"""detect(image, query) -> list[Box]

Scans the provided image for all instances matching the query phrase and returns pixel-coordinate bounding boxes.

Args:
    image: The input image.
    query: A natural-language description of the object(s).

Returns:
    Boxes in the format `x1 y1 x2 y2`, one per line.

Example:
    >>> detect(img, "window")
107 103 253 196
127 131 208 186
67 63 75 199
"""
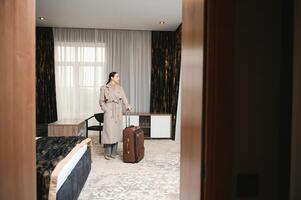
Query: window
55 42 106 119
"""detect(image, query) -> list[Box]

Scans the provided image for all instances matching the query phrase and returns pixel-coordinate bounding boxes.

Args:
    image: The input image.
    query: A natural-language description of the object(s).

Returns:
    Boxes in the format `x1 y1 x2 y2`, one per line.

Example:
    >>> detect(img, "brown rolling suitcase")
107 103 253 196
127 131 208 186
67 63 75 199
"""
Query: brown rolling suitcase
123 114 145 163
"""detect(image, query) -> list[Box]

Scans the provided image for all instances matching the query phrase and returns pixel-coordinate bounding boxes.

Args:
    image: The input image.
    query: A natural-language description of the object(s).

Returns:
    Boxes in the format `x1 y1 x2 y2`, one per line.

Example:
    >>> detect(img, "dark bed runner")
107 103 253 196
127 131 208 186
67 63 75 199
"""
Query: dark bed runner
36 136 87 200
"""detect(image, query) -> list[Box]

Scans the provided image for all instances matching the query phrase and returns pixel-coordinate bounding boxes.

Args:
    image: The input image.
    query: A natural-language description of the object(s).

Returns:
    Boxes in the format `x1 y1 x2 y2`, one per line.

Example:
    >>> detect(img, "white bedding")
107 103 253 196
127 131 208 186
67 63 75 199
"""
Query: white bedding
56 144 88 191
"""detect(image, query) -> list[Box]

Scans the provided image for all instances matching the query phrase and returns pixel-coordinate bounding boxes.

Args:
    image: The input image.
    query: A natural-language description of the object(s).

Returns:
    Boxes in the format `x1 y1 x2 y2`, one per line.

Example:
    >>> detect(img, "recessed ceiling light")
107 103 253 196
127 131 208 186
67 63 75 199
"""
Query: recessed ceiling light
159 21 166 25
38 16 46 21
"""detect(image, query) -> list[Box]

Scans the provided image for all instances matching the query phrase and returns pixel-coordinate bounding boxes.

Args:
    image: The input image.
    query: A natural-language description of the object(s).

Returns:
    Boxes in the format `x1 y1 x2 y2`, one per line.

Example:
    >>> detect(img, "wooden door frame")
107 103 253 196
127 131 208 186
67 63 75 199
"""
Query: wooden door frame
180 0 205 199
0 0 36 199
0 0 236 199
181 0 236 199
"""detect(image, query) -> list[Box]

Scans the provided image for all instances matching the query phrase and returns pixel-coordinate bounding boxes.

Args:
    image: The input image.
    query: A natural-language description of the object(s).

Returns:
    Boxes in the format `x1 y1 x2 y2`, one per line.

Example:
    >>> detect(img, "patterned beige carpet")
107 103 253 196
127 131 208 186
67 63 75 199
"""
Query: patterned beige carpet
78 132 180 200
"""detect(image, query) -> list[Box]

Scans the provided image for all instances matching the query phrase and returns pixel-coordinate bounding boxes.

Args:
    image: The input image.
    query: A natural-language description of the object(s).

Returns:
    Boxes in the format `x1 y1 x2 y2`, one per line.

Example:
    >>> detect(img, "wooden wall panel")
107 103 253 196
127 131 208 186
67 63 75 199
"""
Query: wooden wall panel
180 0 205 199
0 0 36 199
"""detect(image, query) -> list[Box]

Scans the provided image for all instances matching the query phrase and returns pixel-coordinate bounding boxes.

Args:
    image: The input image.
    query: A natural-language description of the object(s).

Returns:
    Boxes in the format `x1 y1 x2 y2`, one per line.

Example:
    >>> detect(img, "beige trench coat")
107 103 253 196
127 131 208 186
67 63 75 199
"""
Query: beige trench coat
99 84 130 144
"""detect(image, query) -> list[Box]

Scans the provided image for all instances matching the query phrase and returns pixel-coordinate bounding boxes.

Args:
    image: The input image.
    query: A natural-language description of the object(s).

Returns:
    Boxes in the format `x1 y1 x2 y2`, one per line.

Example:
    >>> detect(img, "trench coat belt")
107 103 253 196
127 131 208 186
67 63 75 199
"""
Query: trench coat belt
106 99 122 123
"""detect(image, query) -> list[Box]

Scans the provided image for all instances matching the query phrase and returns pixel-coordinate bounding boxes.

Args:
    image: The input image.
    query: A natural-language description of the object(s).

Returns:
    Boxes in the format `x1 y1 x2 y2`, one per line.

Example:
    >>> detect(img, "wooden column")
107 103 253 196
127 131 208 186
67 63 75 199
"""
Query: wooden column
0 0 36 199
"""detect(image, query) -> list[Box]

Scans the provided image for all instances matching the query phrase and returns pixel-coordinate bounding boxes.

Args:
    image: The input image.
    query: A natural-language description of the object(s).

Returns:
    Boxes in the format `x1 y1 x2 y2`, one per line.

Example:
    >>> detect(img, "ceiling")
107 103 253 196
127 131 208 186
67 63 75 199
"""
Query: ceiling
36 0 182 31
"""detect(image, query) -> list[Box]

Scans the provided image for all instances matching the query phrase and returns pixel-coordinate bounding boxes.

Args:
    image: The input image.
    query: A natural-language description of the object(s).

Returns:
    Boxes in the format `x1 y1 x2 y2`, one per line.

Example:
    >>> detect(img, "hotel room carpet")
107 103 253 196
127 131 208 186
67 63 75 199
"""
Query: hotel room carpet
78 132 180 200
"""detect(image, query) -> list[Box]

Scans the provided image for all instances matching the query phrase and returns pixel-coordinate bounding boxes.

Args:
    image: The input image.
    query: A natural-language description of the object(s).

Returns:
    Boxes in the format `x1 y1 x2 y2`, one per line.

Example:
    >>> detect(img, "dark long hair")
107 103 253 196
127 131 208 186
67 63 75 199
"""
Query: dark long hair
106 72 118 85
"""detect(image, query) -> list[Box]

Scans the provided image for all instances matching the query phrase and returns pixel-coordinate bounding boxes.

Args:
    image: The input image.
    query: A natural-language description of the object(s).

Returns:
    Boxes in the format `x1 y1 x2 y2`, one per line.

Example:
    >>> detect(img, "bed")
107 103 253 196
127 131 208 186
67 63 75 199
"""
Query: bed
36 136 92 200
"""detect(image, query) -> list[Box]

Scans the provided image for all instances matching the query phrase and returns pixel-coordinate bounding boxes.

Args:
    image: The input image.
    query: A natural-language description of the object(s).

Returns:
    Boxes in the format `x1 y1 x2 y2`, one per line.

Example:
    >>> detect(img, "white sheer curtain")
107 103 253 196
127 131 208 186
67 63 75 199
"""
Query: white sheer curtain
53 28 151 120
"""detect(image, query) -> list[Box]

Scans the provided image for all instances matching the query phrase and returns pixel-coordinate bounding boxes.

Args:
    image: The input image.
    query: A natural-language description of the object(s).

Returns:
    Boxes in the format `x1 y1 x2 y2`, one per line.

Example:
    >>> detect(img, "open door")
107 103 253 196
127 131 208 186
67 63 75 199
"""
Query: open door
202 0 236 199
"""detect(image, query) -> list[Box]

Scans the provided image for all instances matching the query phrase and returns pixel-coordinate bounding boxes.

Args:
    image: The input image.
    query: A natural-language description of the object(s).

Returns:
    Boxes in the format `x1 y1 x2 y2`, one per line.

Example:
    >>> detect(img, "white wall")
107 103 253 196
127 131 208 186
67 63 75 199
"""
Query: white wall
175 67 182 142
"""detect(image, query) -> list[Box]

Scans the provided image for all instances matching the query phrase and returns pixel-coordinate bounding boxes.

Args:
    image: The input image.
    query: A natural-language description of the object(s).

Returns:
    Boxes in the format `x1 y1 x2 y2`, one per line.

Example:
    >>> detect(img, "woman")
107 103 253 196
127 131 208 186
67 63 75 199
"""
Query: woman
99 72 131 160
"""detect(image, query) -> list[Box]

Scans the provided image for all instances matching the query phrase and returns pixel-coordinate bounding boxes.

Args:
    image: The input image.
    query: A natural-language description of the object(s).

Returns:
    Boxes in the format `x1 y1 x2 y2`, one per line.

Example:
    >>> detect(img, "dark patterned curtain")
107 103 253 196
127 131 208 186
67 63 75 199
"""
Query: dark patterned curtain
150 25 182 140
36 27 58 124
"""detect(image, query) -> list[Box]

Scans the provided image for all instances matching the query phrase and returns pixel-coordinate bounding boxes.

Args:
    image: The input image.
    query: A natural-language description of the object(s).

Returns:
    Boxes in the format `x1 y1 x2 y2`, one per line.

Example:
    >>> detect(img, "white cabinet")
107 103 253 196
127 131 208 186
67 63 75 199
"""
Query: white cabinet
151 115 171 138
122 113 171 139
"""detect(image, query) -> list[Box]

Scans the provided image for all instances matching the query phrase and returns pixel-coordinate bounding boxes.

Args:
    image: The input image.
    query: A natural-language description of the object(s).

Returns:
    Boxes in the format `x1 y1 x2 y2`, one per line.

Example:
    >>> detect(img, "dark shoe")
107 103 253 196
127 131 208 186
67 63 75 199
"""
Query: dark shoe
104 155 110 160
109 155 116 159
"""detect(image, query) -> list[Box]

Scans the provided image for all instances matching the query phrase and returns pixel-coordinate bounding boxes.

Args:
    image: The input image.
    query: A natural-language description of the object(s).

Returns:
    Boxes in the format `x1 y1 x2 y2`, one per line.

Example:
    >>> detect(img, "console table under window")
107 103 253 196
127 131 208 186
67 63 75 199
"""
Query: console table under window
48 119 86 137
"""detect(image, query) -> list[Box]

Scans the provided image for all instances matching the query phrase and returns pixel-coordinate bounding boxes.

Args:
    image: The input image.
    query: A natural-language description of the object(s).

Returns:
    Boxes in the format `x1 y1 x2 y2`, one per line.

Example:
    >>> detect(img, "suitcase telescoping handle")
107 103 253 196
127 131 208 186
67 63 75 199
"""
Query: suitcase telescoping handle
125 110 131 127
